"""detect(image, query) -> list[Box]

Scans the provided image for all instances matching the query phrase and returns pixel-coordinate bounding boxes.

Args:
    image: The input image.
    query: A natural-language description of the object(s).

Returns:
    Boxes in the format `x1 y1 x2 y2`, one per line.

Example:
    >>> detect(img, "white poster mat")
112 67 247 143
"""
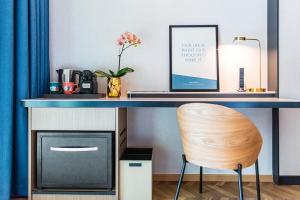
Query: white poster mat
171 27 217 80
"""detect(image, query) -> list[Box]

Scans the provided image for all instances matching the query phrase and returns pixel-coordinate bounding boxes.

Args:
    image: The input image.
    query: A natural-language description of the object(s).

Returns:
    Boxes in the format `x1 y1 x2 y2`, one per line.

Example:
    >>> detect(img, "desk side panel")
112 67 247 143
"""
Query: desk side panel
115 108 127 200
28 108 33 200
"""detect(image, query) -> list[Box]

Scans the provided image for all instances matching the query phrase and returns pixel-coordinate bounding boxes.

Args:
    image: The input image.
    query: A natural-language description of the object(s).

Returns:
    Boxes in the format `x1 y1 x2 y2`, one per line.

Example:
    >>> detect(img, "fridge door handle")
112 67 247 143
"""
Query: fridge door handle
50 146 98 152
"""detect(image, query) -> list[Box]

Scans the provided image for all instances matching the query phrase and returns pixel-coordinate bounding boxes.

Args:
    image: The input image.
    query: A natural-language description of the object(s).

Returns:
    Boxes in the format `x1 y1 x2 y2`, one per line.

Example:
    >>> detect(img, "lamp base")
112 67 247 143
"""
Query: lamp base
247 88 266 93
237 89 246 92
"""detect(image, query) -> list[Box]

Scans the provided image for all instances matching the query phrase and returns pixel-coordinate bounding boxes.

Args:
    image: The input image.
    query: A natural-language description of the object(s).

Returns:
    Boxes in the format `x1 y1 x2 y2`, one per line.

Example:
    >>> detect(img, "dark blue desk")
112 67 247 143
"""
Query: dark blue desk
23 97 300 185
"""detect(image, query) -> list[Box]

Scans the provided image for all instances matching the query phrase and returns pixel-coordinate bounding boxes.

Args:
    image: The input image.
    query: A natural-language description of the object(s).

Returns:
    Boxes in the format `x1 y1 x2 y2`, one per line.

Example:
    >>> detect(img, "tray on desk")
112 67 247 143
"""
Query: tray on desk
127 91 277 98
44 93 106 99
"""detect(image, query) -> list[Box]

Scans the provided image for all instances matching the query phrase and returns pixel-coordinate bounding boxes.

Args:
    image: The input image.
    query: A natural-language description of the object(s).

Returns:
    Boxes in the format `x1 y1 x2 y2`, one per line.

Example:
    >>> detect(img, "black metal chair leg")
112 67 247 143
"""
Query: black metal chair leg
199 166 203 193
237 164 244 200
174 155 187 200
255 160 261 200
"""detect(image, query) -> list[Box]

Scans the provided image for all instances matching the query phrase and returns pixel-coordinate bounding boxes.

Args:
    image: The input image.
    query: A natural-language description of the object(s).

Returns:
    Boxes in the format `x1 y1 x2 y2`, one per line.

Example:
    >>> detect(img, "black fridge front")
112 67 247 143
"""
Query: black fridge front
37 132 114 190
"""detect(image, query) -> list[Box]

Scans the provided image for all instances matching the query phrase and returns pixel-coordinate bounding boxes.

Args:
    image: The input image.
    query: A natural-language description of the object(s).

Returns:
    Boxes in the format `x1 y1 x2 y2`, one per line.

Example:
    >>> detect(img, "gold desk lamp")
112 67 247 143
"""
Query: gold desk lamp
233 36 266 92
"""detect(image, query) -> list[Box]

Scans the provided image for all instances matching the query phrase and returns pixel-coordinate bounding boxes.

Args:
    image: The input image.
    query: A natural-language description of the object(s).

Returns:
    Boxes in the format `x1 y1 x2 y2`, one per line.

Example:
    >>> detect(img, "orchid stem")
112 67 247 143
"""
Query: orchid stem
118 44 125 71
123 43 135 51
118 43 137 72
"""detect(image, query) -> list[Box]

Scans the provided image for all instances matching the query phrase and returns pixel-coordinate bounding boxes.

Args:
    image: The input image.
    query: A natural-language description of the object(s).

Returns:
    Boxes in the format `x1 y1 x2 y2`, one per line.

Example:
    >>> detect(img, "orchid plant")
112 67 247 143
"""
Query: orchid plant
95 32 141 78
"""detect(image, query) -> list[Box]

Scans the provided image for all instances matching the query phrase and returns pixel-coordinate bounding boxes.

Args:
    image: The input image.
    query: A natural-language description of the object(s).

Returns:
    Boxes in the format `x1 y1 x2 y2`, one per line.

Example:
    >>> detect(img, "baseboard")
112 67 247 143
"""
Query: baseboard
153 174 273 182
278 176 300 185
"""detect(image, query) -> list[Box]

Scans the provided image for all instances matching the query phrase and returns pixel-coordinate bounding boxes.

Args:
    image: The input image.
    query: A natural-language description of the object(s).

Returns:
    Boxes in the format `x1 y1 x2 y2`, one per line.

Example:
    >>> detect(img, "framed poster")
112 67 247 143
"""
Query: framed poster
169 25 219 91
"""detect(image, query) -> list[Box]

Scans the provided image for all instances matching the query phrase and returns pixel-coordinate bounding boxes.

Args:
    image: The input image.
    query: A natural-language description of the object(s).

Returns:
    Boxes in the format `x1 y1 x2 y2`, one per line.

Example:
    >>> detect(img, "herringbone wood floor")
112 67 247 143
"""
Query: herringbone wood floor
153 181 300 200
11 181 300 200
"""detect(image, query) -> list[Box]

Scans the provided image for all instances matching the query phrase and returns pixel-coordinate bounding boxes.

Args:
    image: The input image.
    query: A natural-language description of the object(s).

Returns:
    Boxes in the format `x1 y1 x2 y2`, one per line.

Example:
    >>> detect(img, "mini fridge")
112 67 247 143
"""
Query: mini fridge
36 131 114 190
120 148 152 200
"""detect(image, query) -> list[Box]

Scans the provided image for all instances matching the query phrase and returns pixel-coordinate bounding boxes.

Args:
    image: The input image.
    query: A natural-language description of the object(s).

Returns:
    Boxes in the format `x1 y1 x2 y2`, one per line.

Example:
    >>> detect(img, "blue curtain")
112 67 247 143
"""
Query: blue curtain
0 0 49 199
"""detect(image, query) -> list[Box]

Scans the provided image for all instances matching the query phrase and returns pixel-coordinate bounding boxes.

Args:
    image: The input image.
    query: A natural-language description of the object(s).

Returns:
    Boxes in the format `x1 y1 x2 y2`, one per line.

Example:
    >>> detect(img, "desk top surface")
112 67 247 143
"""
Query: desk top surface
22 96 300 108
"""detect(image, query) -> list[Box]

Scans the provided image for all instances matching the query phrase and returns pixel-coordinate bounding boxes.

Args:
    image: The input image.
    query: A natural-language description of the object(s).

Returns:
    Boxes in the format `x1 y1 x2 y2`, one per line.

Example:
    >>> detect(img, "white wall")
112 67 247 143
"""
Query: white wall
279 0 300 175
50 0 272 174
128 108 272 175
50 0 268 91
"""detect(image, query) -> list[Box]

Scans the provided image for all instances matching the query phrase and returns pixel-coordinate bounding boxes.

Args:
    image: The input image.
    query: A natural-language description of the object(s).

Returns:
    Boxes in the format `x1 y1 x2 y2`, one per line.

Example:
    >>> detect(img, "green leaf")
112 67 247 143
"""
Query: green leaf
115 67 134 77
109 70 116 76
115 71 127 77
94 70 112 78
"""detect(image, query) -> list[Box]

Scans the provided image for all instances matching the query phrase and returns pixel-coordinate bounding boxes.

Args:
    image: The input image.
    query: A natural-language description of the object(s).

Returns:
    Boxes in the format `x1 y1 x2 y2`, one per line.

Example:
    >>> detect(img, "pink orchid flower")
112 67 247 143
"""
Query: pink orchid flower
117 37 126 46
117 32 141 47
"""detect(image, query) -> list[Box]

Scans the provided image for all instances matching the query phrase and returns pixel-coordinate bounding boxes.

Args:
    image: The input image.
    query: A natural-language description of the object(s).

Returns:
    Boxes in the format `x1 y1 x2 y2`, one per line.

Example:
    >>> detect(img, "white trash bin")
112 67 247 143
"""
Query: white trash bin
120 148 152 200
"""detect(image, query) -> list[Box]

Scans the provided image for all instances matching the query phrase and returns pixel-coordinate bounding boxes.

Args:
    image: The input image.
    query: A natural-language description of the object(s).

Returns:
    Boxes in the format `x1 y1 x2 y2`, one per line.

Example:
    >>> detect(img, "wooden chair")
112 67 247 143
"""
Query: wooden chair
175 103 263 200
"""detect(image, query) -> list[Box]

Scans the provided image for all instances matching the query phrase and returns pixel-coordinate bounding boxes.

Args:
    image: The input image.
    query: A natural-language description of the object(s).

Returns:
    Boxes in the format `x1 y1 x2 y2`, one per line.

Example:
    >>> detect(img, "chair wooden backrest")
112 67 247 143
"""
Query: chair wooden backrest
177 103 263 170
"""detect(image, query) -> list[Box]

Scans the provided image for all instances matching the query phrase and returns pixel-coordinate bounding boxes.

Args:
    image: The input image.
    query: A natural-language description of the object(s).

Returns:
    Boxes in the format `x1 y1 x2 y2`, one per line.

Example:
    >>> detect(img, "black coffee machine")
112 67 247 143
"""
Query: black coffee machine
73 70 98 94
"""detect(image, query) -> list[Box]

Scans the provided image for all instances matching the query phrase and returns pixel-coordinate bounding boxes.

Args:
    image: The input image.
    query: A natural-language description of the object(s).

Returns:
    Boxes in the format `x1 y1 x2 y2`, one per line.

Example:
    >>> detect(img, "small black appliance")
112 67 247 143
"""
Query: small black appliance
73 70 98 94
